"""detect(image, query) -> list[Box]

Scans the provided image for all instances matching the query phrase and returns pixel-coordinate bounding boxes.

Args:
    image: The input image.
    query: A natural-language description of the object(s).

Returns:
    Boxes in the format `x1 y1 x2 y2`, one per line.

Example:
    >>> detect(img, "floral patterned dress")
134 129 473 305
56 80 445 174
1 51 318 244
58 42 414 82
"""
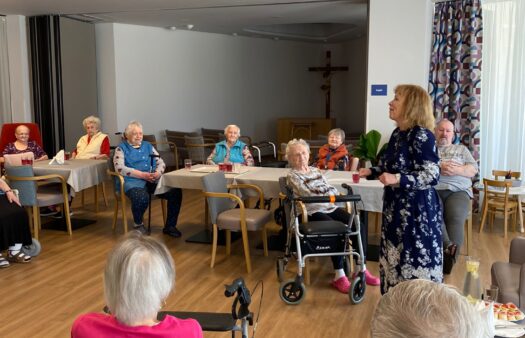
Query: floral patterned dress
370 126 443 294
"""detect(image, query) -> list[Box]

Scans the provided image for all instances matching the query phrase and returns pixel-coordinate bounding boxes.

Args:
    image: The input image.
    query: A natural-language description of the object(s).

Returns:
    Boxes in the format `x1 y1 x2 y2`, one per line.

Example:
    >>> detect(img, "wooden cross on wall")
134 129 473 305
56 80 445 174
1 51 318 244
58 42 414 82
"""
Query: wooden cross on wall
308 51 348 118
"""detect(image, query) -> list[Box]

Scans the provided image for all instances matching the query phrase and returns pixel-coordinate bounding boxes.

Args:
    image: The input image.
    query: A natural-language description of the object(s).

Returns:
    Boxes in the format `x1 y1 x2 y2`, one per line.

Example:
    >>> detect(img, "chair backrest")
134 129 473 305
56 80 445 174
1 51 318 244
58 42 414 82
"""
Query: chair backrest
185 135 210 164
202 171 235 224
493 170 521 180
200 128 224 144
510 237 525 265
142 134 157 143
5 165 38 206
483 178 512 204
3 153 34 167
0 123 44 153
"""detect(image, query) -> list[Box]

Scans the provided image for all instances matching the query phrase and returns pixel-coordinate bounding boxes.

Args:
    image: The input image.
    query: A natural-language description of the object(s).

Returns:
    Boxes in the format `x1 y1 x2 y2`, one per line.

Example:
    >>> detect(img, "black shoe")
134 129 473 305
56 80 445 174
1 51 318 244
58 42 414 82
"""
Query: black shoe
443 243 457 275
40 207 59 217
133 224 148 235
163 226 182 238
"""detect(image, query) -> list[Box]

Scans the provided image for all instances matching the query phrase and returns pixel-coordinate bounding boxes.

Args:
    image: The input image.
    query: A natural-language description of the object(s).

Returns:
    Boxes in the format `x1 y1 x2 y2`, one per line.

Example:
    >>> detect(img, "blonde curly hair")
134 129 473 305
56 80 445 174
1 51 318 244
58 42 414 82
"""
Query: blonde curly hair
395 84 435 130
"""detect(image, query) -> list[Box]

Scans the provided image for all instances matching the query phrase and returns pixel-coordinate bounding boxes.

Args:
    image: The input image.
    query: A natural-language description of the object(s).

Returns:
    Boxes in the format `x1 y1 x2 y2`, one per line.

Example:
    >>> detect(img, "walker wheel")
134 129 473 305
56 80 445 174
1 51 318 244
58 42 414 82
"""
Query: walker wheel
349 271 366 304
21 238 42 257
276 257 285 282
280 279 306 305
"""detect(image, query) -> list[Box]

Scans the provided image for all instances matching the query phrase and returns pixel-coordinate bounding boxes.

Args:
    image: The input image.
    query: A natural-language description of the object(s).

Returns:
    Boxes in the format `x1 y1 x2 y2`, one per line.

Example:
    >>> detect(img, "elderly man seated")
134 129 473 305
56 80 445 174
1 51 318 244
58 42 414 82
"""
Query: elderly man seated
434 119 478 274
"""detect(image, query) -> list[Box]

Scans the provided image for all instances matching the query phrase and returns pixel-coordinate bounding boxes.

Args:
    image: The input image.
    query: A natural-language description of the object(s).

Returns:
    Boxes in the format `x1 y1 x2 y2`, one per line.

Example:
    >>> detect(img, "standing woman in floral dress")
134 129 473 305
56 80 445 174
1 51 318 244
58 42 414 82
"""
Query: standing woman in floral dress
359 84 442 294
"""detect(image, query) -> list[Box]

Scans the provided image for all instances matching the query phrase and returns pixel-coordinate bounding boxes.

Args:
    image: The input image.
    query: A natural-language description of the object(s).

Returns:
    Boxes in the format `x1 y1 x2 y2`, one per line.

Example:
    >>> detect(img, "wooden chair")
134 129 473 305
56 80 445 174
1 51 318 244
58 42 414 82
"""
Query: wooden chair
165 130 200 168
143 134 179 172
479 178 518 238
463 199 473 256
107 156 166 234
5 165 72 239
202 171 269 273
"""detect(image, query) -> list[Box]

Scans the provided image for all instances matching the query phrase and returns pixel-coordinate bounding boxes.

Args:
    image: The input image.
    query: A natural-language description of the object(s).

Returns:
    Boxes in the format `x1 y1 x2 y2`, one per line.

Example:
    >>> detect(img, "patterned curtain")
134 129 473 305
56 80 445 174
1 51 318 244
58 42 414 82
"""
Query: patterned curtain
428 0 483 207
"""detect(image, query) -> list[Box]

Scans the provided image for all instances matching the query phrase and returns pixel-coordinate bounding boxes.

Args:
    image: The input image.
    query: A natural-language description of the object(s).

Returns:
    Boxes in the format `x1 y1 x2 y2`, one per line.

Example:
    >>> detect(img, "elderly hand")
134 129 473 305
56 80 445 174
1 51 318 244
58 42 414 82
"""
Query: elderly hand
359 168 372 177
441 161 462 176
6 191 21 207
379 173 398 186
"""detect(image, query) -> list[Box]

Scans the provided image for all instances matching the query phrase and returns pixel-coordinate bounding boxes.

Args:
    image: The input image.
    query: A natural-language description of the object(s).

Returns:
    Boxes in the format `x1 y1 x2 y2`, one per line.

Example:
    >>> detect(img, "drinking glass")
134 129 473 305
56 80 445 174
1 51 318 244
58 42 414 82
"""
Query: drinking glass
352 171 360 184
184 159 192 170
64 151 71 160
485 285 499 302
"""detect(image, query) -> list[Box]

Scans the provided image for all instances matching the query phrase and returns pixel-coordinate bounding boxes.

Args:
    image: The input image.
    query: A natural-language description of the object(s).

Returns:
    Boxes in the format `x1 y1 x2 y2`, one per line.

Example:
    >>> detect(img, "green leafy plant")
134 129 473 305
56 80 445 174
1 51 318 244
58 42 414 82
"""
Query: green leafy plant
352 130 386 167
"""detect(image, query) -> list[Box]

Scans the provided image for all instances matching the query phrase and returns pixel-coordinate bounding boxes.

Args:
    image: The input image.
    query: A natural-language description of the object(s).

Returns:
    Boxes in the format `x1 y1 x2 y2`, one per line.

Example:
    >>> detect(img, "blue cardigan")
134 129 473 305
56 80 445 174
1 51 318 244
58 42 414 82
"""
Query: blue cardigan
212 140 247 164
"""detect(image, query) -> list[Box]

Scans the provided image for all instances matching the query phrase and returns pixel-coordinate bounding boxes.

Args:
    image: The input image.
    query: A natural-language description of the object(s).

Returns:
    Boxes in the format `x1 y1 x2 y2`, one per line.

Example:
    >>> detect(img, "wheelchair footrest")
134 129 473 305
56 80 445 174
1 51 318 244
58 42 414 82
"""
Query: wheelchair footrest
300 221 349 235
157 311 236 332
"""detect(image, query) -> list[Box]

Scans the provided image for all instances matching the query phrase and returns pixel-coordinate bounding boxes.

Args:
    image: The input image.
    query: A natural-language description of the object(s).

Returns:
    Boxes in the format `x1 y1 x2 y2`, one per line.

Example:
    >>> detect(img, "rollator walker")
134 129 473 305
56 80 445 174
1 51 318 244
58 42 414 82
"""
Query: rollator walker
276 180 367 305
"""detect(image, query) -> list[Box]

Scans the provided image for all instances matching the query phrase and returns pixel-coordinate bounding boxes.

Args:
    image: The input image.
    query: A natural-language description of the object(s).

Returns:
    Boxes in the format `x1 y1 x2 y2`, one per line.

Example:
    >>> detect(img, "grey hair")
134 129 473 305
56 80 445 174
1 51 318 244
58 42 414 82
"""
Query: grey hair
328 128 345 141
124 121 143 138
371 279 489 338
224 124 241 136
285 138 310 162
104 232 175 326
82 115 101 130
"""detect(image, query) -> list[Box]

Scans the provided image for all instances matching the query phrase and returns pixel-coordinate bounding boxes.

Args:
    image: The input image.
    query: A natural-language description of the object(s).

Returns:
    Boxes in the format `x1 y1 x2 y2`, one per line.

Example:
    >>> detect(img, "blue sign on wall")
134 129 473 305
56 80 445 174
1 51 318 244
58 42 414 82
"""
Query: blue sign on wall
371 84 388 96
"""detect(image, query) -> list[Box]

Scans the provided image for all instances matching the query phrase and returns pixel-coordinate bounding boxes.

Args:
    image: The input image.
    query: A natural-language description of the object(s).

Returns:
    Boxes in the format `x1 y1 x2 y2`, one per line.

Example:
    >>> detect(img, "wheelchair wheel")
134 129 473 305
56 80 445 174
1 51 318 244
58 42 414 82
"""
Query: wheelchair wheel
349 271 366 304
276 257 286 282
280 279 306 305
21 238 42 257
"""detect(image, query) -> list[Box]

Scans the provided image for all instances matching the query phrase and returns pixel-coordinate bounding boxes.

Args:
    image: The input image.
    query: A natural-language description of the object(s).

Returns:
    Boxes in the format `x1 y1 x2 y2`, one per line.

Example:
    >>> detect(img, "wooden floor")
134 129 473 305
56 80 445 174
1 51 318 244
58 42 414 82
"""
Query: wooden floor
0 186 522 337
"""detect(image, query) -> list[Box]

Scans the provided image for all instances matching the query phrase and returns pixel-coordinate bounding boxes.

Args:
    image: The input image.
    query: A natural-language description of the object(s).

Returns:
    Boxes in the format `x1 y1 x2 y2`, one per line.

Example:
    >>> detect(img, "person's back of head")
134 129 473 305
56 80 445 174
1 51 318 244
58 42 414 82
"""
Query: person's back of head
371 279 489 338
104 232 175 326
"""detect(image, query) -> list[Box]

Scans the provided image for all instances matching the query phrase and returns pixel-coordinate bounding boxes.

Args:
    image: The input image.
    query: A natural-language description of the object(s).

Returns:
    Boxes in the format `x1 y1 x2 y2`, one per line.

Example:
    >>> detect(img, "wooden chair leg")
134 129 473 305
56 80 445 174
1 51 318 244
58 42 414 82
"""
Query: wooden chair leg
32 206 39 240
81 190 85 207
504 209 508 239
101 182 108 207
304 260 311 285
210 224 218 268
240 223 252 273
466 209 472 256
121 196 128 233
225 230 231 256
479 202 488 233
63 200 73 236
112 199 119 231
161 200 167 225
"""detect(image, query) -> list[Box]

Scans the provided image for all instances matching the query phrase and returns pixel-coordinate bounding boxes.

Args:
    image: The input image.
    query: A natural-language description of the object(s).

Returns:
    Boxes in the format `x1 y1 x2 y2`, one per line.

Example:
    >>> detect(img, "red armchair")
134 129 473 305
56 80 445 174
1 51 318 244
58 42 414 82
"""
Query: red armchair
0 123 44 153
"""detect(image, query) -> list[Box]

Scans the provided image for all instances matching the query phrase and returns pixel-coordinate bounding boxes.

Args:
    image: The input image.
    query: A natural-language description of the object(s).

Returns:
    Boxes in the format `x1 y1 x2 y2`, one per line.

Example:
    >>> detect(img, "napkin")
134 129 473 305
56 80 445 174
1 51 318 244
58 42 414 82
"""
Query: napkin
49 150 65 165
475 300 495 337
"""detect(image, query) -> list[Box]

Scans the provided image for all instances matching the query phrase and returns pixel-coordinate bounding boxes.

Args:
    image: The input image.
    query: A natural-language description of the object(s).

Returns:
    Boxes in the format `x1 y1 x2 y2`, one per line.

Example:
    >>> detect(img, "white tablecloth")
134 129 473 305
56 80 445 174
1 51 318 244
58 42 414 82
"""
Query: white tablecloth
32 159 108 192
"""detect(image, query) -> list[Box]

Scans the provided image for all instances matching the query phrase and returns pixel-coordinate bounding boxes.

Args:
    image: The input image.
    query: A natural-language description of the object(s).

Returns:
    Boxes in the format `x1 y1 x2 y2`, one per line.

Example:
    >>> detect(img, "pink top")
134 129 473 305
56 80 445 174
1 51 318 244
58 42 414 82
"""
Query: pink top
71 313 203 338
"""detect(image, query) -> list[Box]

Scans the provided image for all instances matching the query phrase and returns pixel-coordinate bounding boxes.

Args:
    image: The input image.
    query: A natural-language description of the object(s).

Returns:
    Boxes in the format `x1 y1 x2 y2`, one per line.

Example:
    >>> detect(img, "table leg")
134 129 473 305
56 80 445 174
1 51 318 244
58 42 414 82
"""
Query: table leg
518 195 524 233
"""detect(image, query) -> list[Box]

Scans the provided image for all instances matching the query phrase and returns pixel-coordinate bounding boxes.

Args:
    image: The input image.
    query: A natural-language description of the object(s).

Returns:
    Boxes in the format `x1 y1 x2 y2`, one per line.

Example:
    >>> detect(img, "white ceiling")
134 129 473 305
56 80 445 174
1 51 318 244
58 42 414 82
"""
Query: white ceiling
0 0 368 43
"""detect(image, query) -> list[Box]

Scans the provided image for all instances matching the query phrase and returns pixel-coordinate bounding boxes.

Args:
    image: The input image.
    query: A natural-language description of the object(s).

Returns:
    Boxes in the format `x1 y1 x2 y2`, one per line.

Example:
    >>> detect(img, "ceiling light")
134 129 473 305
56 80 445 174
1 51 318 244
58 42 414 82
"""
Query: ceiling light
167 26 177 31
232 33 238 37
186 24 194 30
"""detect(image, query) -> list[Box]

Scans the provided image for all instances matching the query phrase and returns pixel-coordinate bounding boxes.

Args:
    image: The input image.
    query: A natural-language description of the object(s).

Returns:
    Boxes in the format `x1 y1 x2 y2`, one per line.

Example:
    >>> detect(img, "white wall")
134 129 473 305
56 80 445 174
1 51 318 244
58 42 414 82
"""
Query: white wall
97 23 359 142
6 15 31 122
366 0 433 143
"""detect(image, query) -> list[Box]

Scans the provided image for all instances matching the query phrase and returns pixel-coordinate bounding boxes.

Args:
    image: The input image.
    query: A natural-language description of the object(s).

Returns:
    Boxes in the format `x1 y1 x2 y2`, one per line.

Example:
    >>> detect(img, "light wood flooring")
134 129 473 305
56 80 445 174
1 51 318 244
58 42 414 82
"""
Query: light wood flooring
0 185 522 337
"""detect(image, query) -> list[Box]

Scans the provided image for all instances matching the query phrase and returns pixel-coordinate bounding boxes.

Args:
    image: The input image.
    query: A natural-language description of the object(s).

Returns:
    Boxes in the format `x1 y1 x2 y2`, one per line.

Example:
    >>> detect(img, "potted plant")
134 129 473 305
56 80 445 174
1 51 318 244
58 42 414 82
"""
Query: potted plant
352 130 387 167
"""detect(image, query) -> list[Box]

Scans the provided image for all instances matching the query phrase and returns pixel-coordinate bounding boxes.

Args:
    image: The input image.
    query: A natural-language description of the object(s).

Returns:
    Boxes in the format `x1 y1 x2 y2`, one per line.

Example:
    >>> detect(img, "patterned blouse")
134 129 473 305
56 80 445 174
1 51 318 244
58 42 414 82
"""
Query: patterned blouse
2 141 47 159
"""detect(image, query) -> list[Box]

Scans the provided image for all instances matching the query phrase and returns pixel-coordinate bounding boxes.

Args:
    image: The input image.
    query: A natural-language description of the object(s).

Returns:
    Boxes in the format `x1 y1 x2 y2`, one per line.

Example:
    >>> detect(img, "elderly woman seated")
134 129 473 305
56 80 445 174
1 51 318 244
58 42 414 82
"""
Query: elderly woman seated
72 115 110 160
206 124 254 166
371 279 490 338
71 232 203 337
285 139 379 292
0 179 33 268
1 124 48 162
434 119 478 274
314 128 356 171
113 121 183 237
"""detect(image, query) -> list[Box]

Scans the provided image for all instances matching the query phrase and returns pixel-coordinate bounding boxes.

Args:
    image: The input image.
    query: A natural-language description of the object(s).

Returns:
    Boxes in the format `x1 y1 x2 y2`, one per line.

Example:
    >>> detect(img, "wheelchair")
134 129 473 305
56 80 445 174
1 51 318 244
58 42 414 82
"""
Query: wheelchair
276 182 366 305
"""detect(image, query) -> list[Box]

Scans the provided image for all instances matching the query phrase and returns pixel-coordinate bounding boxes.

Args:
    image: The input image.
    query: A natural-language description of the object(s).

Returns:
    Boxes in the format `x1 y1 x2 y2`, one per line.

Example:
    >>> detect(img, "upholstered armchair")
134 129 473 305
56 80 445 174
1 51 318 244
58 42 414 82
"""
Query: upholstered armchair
491 237 525 311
